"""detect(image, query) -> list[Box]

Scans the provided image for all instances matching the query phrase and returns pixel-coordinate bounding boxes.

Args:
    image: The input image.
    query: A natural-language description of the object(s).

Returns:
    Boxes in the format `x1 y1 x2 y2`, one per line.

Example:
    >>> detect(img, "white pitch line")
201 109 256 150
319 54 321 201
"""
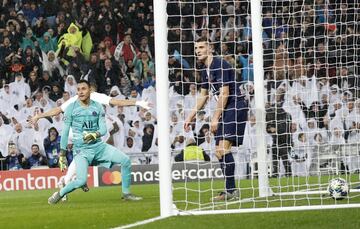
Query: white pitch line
112 216 168 229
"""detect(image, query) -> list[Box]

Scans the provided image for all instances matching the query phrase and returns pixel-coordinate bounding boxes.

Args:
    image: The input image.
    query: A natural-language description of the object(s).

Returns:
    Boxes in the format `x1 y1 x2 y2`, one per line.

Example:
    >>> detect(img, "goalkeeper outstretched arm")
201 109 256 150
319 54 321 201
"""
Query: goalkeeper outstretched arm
92 92 151 109
184 88 209 131
30 92 151 124
30 107 62 124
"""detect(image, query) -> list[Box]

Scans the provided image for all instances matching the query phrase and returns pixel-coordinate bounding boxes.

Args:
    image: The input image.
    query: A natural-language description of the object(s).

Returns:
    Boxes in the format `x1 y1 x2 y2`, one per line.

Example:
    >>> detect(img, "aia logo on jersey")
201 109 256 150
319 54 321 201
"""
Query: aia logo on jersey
82 120 95 129
92 111 97 116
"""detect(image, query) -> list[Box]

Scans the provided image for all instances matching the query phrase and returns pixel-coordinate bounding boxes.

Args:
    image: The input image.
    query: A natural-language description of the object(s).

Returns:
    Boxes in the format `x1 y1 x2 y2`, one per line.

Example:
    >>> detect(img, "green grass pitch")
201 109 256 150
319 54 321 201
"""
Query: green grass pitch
1 176 360 228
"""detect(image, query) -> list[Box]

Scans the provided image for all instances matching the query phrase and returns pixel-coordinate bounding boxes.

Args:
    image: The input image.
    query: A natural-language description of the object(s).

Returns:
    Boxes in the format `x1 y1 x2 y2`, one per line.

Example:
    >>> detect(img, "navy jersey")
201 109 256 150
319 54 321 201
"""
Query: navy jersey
200 57 240 107
200 57 248 146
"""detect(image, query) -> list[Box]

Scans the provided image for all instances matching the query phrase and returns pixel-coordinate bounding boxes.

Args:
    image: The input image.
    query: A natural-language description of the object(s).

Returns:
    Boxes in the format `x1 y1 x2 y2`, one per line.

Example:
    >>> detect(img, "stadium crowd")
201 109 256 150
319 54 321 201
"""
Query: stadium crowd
0 0 359 178
0 0 157 170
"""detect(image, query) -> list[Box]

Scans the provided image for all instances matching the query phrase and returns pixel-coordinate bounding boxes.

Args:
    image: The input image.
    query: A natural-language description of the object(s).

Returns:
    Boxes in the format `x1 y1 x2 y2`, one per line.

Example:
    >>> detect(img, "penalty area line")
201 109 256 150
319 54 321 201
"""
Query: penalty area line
112 216 168 229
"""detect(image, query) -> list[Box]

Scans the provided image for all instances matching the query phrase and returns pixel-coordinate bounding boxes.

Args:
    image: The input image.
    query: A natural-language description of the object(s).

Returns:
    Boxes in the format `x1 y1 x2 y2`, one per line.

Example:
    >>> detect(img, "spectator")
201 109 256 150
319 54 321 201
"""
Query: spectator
38 71 53 90
138 36 153 59
5 141 26 170
49 84 63 102
290 133 308 177
9 72 31 109
101 58 120 92
266 89 292 176
19 98 35 122
135 51 154 83
199 130 216 161
141 124 155 153
42 50 65 78
64 75 77 97
124 137 143 164
184 84 197 117
27 70 40 93
175 138 210 162
43 127 61 168
38 32 57 53
26 144 47 169
114 33 139 65
10 123 32 158
0 116 12 157
0 84 13 114
103 36 116 56
57 22 93 60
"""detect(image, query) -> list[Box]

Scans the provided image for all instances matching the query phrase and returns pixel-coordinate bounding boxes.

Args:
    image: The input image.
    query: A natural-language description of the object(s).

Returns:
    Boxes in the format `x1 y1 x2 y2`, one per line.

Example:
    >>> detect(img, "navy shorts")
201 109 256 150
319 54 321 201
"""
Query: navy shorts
215 98 248 146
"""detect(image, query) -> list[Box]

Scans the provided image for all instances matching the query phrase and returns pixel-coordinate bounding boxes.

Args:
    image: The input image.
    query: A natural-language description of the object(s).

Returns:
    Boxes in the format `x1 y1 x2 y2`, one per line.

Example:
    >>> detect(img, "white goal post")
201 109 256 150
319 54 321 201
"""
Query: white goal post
154 0 174 218
154 0 360 218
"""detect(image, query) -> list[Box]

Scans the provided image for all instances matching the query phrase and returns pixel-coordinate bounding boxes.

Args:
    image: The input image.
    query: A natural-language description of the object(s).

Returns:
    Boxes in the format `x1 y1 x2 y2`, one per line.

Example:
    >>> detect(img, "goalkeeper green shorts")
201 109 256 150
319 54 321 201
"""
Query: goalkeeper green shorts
74 142 123 168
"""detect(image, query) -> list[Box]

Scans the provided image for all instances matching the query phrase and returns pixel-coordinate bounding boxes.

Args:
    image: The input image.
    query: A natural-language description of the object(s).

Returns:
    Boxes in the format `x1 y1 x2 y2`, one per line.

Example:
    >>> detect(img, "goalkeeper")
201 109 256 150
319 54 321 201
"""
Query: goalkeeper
30 83 150 198
184 38 248 201
48 80 142 204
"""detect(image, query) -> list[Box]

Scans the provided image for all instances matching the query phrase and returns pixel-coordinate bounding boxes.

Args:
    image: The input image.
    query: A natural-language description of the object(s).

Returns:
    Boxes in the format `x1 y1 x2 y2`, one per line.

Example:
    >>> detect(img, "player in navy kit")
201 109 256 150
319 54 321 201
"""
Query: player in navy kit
184 38 248 201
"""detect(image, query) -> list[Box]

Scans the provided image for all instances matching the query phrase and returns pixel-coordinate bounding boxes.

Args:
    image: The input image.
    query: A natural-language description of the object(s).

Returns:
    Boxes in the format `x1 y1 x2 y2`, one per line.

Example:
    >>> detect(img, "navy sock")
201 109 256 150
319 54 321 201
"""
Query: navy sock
219 153 236 193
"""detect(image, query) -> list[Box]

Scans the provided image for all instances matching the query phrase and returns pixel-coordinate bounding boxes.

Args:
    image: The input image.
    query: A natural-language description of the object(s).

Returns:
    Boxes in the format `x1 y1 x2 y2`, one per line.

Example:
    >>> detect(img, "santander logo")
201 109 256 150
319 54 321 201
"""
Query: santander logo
0 174 63 191
0 168 94 191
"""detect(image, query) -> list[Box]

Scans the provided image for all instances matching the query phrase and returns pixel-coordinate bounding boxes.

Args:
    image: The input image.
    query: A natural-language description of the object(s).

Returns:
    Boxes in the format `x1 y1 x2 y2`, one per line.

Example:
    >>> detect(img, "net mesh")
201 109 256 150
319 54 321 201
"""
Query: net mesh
166 0 360 212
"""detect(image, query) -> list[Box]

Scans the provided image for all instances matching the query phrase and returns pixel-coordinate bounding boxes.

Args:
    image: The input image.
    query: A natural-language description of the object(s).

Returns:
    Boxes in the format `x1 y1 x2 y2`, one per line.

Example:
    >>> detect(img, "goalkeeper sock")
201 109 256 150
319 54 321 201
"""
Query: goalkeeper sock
220 153 236 194
108 147 132 194
60 155 88 197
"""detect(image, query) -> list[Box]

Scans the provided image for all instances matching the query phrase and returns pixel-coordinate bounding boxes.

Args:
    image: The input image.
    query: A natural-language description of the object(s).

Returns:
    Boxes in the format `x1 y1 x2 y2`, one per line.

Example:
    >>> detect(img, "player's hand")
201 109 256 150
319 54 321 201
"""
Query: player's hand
58 150 68 172
83 131 99 144
29 115 40 125
210 119 219 133
135 100 151 110
184 117 193 132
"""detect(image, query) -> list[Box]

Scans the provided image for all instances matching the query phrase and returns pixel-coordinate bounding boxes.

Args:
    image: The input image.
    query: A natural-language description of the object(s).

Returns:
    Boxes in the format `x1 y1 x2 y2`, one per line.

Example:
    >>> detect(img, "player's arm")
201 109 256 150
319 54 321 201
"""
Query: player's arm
210 85 229 133
184 88 209 131
60 107 72 151
30 96 78 124
91 92 151 109
59 107 73 171
30 107 62 124
110 98 151 109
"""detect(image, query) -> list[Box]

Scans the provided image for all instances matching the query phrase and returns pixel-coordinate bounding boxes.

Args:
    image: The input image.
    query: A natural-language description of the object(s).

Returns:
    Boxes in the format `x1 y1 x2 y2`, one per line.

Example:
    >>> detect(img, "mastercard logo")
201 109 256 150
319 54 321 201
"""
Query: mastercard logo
102 171 122 185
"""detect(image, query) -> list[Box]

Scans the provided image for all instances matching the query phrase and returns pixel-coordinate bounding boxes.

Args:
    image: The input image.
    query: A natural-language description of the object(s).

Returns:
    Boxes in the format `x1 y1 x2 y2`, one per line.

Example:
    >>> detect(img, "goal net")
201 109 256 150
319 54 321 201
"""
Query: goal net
163 0 360 214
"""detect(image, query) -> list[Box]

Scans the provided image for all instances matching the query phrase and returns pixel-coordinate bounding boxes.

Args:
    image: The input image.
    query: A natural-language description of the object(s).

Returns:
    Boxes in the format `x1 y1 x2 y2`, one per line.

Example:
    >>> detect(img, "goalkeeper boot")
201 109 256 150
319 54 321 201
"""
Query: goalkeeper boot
122 193 143 201
81 183 90 192
48 191 62 205
57 178 68 202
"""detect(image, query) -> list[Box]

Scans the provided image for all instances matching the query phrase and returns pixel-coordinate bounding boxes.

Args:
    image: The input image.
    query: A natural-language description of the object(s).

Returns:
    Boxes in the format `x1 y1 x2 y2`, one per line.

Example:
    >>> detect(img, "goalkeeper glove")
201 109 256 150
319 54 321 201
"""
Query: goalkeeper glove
135 100 151 110
83 131 100 144
58 150 68 172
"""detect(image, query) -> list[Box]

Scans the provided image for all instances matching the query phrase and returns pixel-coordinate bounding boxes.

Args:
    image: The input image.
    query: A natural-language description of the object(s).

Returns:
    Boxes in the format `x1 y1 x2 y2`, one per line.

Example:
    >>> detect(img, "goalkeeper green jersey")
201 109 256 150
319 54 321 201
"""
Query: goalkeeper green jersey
60 99 107 150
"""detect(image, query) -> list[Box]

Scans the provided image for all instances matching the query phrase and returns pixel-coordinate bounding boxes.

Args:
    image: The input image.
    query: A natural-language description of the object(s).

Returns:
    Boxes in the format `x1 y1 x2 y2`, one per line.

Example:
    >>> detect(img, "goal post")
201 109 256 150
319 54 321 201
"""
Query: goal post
154 0 360 217
251 0 272 198
154 0 174 218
